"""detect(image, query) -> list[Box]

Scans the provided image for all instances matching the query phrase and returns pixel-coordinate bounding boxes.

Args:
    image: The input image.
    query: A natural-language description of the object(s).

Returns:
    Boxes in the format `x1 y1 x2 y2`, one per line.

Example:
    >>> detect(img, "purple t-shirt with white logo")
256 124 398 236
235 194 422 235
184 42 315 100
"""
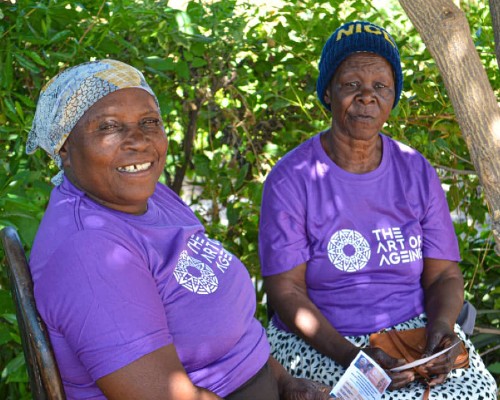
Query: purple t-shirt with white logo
30 177 269 399
259 133 460 336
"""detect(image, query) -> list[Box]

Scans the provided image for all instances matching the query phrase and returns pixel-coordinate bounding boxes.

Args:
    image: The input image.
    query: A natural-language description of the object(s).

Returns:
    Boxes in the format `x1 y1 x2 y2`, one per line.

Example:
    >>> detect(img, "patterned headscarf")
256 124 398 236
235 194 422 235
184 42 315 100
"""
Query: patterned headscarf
26 59 159 185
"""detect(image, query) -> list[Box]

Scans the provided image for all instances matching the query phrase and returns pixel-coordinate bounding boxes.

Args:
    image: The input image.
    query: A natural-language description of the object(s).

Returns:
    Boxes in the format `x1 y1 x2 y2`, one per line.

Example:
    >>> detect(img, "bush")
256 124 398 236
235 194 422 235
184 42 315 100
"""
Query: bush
0 0 498 396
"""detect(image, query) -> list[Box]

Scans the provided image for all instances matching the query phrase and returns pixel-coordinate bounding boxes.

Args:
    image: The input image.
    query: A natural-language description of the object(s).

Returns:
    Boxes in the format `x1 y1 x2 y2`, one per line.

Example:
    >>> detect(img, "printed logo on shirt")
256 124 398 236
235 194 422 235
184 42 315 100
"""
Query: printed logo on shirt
174 251 219 294
173 234 235 294
327 227 423 272
186 234 234 274
372 227 423 266
327 229 371 272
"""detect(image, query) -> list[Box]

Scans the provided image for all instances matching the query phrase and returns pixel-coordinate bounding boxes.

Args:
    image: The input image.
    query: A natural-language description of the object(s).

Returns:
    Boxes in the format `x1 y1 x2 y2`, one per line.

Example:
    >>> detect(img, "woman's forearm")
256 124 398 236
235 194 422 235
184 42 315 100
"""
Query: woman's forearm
422 258 464 329
265 265 359 367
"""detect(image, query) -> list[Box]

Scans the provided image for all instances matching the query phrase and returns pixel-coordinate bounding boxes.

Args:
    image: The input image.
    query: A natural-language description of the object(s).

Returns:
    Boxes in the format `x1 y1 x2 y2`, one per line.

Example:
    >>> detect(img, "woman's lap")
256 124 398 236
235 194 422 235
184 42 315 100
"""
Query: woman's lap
267 315 498 399
225 361 279 400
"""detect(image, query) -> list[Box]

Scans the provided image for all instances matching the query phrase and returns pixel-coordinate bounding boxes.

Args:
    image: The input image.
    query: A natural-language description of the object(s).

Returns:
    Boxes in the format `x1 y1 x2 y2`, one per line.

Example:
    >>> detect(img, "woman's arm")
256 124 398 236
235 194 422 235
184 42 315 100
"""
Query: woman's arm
265 263 358 368
97 344 223 400
98 346 334 400
265 263 414 390
421 257 464 385
422 258 464 332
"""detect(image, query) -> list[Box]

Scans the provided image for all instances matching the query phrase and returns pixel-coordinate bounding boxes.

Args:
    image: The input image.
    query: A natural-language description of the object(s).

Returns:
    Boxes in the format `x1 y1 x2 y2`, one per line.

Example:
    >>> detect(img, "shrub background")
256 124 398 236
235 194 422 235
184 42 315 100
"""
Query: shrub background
0 0 498 397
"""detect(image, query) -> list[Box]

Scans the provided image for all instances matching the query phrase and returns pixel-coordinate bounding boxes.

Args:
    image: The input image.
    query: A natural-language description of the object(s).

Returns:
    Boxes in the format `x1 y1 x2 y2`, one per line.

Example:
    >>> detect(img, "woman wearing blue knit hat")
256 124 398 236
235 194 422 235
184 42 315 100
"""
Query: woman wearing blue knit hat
258 21 497 399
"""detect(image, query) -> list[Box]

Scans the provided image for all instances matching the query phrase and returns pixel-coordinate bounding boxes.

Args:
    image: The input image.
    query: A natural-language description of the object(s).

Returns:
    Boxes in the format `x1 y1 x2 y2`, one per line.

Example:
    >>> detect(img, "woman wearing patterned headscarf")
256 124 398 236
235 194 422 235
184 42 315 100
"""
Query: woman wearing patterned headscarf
258 21 497 399
27 59 334 400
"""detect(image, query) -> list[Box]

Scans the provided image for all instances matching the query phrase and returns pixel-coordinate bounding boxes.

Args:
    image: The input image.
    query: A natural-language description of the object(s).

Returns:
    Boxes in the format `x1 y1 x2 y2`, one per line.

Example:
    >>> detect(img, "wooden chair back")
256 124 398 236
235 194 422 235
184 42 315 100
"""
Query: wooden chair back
0 226 65 400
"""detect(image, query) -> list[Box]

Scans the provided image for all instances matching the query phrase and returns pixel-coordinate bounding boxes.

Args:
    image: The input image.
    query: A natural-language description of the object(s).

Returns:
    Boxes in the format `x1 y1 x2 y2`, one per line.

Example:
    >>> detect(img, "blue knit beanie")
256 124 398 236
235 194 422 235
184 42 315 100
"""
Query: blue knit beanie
317 21 403 110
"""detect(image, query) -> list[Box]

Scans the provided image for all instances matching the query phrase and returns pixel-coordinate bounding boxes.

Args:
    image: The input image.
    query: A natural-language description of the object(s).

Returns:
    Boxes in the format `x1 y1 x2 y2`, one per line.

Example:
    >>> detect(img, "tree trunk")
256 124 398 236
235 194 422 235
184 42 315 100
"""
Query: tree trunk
490 0 500 68
399 0 500 252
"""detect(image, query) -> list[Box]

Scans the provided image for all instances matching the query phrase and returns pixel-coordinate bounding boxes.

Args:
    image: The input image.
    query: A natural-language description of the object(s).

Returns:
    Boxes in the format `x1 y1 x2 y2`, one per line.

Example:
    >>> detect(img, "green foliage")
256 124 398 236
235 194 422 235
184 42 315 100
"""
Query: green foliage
0 0 498 396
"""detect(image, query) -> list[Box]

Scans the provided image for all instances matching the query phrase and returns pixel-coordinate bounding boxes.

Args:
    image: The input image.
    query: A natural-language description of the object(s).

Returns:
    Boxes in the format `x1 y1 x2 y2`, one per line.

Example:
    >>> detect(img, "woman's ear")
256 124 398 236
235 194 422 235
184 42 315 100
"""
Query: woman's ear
59 140 71 169
324 88 331 106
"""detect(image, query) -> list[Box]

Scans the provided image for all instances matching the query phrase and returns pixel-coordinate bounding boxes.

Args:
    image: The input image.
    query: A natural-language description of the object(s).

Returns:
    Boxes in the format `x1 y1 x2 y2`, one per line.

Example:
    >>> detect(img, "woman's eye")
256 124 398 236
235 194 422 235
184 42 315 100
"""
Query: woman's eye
99 122 120 132
344 81 359 89
375 83 387 89
141 118 162 129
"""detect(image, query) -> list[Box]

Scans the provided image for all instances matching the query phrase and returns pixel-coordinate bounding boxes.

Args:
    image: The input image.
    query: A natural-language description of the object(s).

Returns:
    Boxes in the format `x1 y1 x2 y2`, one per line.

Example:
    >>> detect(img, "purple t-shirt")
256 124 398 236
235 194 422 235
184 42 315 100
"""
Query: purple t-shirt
29 177 269 399
259 133 460 336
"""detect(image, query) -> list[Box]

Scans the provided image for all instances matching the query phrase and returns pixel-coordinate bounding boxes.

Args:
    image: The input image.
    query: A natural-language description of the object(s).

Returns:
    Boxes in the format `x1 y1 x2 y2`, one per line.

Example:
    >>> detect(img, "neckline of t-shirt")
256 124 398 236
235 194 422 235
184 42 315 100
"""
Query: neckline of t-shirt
60 176 160 223
313 132 390 182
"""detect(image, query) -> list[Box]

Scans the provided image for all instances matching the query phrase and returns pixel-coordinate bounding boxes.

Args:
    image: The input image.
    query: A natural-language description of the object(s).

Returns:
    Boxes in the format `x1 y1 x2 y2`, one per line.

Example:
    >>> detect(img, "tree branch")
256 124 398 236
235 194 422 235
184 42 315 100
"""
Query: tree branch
474 325 500 335
399 0 500 253
170 70 239 195
172 101 200 195
435 165 476 176
479 343 500 357
78 0 107 45
489 0 500 68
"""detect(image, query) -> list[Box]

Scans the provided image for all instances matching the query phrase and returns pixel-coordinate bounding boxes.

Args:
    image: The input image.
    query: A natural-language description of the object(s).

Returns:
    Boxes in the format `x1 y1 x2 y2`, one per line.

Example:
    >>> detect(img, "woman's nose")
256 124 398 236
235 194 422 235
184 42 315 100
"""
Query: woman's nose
121 123 151 148
356 85 376 103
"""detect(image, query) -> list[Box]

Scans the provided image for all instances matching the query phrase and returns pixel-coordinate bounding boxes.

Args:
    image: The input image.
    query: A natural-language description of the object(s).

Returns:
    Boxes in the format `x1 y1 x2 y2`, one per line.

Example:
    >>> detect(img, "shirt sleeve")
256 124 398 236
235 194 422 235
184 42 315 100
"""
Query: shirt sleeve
258 169 311 276
421 164 461 261
35 229 172 381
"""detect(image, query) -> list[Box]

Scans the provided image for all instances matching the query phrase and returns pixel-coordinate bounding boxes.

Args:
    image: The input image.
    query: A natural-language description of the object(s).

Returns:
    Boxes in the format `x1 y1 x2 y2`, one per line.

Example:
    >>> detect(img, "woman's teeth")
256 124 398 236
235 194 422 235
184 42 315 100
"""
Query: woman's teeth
118 162 152 172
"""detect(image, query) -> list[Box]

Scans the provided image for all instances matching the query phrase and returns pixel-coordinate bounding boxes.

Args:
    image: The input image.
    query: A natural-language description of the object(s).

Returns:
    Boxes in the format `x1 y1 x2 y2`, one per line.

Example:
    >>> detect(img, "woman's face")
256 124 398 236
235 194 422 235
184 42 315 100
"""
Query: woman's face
324 52 395 141
60 88 168 215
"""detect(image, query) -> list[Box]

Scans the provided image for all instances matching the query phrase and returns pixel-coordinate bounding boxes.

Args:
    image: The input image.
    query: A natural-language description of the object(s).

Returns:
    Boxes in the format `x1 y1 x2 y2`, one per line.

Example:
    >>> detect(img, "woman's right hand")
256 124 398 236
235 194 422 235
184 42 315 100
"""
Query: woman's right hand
362 347 415 390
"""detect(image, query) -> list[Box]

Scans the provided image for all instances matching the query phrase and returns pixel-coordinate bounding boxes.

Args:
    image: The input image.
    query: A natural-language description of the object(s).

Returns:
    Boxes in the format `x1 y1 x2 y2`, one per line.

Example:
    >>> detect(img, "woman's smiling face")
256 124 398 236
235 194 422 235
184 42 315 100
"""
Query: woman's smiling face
60 88 168 214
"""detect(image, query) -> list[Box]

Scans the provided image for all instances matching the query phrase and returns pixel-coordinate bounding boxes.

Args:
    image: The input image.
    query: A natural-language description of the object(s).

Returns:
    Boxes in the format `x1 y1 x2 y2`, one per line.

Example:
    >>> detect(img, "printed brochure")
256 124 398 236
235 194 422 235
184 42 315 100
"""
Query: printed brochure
330 351 391 400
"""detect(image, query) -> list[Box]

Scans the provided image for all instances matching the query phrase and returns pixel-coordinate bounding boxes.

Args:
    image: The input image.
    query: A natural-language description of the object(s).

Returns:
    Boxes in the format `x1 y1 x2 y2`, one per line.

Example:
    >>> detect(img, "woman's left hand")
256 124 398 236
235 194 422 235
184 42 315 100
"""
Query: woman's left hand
421 320 462 386
279 376 335 400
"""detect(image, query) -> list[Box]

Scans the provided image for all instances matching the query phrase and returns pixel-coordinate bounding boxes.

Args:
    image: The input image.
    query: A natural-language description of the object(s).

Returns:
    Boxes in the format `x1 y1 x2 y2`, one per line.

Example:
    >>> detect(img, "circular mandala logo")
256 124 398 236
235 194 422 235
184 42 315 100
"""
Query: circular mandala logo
327 229 371 272
174 251 218 294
